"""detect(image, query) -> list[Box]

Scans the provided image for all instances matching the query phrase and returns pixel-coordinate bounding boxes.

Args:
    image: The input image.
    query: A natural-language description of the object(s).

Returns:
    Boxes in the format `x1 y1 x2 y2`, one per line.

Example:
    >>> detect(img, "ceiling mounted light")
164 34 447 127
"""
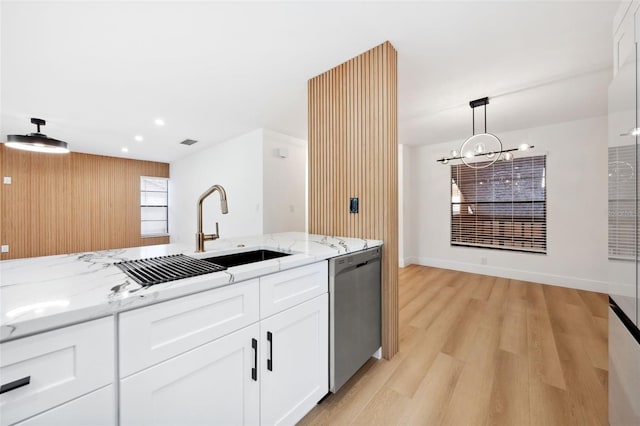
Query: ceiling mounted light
5 118 70 154
437 97 534 168
154 118 165 126
134 135 144 142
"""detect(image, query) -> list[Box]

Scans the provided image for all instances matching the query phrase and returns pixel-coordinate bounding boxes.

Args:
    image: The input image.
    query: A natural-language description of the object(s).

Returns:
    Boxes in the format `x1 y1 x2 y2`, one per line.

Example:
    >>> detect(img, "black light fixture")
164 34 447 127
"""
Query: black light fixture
5 118 70 154
437 97 533 168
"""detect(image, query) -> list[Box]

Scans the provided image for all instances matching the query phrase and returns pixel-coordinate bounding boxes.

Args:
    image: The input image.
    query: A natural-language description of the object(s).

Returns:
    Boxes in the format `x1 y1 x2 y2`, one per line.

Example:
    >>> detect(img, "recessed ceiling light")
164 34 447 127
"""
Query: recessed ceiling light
121 147 129 153
134 135 144 142
154 118 165 126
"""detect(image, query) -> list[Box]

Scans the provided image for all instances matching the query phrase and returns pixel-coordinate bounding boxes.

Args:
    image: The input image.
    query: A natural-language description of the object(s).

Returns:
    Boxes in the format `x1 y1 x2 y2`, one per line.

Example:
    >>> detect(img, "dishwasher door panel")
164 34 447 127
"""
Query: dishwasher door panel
329 247 381 392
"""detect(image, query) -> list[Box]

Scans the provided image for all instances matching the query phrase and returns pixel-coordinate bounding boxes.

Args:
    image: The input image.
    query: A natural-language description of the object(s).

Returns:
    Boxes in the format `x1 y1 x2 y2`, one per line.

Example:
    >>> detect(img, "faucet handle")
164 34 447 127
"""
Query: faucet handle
215 222 219 236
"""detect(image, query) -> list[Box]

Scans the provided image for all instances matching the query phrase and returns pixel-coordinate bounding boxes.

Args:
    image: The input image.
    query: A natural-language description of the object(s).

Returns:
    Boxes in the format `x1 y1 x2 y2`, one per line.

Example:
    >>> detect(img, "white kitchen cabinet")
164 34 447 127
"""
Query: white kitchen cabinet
118 261 329 426
260 293 328 426
15 385 115 426
613 1 640 75
120 323 260 426
0 317 114 426
119 278 259 378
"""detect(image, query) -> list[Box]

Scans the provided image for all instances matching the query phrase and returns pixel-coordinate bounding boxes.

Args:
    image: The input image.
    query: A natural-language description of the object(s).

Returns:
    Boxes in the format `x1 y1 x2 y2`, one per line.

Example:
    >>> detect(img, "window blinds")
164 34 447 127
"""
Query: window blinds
608 145 636 260
451 155 547 253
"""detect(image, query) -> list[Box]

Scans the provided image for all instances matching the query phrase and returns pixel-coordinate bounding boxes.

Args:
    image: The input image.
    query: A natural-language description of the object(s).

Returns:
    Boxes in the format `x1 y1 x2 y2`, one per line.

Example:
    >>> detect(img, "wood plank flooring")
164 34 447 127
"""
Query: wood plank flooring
299 265 609 426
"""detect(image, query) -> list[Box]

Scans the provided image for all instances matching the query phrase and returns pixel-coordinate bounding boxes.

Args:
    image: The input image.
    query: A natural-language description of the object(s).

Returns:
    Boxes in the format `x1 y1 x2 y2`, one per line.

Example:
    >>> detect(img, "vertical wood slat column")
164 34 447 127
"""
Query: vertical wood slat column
308 41 398 359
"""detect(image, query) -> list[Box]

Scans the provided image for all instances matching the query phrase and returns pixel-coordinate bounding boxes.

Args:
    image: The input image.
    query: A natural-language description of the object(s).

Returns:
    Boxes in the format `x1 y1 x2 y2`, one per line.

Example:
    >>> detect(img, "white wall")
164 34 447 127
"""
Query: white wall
399 145 404 267
262 129 307 233
404 115 609 292
399 144 413 267
169 129 264 246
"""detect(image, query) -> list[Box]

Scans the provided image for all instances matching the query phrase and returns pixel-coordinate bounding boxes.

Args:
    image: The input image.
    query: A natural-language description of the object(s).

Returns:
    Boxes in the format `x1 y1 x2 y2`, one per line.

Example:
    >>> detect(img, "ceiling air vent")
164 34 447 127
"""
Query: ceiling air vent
180 139 198 146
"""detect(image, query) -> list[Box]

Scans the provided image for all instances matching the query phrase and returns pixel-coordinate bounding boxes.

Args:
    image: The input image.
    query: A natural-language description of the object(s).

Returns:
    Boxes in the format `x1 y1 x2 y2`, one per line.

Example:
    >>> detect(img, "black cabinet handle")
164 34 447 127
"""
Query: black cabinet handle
251 338 258 381
267 331 273 371
0 376 31 394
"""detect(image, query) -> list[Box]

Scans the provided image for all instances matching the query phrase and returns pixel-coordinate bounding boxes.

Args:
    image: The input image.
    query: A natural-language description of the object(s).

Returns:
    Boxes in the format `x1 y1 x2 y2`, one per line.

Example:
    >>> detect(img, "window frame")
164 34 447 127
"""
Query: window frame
140 176 169 238
450 154 547 254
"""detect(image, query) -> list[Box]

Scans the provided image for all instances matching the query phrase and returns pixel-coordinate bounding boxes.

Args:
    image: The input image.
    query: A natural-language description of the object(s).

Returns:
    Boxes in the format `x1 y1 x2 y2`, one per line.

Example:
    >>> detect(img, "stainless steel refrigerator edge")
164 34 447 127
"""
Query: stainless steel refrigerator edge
608 3 640 424
328 247 382 393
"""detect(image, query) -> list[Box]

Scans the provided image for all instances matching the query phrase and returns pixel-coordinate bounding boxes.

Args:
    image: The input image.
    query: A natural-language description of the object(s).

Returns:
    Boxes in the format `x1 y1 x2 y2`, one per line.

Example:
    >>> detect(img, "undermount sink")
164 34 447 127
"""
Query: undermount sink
202 249 291 268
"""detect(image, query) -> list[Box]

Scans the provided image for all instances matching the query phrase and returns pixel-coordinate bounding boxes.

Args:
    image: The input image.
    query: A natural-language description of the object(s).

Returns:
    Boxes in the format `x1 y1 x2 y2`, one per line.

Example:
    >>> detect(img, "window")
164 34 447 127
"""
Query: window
608 145 636 260
450 155 547 253
140 176 169 237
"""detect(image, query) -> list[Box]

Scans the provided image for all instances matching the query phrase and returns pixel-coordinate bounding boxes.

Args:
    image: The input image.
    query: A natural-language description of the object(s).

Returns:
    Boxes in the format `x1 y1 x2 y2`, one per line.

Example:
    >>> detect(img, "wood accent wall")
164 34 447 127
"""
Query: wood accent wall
0 145 169 260
308 41 399 359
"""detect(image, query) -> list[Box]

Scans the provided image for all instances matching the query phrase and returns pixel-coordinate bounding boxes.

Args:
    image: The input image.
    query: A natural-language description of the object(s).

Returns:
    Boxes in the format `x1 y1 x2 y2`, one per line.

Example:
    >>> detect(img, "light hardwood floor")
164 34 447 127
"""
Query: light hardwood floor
299 265 609 426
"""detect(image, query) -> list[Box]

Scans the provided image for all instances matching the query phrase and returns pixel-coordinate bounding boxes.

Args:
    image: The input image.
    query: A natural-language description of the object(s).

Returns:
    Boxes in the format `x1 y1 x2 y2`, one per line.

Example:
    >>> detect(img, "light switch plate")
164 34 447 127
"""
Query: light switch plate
3 177 11 184
1 245 9 253
350 197 359 214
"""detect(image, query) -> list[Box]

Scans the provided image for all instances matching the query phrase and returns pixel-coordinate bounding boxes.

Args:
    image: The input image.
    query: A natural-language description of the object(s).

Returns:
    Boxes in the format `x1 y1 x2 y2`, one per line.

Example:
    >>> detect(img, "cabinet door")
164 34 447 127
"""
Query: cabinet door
121 323 259 426
15 385 114 426
260 294 328 426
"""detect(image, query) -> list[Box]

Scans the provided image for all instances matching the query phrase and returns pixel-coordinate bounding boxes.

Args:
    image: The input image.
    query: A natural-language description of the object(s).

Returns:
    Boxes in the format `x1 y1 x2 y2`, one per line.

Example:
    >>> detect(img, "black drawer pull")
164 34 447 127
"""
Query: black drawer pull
356 261 369 268
251 338 258 381
267 331 273 371
0 376 31 394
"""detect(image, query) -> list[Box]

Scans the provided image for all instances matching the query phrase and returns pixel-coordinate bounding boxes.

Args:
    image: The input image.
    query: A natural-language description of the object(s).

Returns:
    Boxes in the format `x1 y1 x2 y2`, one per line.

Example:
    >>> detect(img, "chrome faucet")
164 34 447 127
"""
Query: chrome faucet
196 184 228 252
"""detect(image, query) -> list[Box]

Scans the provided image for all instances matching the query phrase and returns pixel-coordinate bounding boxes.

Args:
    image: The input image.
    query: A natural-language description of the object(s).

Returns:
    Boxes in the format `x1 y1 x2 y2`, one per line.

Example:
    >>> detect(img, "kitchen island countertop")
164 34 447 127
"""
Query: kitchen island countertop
0 232 381 342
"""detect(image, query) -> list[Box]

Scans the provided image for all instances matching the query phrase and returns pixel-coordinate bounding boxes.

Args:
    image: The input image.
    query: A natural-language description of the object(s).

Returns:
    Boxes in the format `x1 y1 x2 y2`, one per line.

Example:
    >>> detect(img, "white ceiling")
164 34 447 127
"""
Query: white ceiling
0 1 619 163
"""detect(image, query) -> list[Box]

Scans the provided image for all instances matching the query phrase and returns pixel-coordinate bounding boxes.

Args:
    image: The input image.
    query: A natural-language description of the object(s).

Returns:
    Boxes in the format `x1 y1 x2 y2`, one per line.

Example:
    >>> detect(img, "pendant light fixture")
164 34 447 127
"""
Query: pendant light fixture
437 97 532 168
5 118 70 154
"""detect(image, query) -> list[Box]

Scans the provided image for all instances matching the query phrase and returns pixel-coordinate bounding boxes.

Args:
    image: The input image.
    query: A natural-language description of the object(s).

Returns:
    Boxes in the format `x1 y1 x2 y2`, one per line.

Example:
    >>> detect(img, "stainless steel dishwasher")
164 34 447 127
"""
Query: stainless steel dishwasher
329 246 382 393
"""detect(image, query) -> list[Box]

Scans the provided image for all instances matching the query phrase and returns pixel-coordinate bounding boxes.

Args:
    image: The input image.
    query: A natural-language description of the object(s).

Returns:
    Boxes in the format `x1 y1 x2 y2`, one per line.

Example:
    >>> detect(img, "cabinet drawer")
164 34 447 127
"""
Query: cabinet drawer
0 317 114 426
15 385 115 426
119 279 259 377
260 262 328 318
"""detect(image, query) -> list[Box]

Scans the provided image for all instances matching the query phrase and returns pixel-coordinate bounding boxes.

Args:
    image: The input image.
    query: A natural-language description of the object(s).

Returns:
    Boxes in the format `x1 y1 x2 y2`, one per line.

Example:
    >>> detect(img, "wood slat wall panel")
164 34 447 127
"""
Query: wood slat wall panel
308 41 399 359
0 145 169 260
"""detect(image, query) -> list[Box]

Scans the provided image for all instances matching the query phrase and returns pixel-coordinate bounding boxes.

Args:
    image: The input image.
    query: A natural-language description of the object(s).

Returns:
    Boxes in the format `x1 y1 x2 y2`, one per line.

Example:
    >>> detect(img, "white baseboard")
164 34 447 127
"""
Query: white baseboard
411 256 609 293
399 257 418 268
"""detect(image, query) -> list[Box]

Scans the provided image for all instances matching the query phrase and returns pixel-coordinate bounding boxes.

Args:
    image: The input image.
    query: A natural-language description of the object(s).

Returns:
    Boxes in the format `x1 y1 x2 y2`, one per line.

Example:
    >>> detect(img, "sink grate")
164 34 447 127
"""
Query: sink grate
115 254 226 286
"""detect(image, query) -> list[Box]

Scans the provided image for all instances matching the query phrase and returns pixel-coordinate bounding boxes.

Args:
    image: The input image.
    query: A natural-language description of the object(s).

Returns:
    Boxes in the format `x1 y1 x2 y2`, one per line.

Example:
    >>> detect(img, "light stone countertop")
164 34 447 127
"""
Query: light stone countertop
0 232 382 342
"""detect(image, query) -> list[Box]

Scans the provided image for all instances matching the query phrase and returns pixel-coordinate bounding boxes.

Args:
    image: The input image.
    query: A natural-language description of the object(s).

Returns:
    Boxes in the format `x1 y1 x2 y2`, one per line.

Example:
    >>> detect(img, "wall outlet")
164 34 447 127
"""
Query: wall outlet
3 177 11 184
480 257 487 265
1 245 9 253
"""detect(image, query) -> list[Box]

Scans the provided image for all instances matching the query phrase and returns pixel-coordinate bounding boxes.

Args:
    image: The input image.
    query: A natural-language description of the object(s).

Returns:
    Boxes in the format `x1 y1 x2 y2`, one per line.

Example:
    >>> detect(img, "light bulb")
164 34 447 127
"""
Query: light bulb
503 152 513 161
464 151 474 159
486 152 496 158
451 149 459 157
441 157 449 164
518 143 530 151
475 143 485 154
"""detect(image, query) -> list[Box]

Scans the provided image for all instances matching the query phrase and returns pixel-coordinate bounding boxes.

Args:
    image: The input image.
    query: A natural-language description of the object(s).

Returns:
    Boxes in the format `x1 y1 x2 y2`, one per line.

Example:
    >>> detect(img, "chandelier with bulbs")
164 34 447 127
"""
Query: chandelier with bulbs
437 97 533 169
